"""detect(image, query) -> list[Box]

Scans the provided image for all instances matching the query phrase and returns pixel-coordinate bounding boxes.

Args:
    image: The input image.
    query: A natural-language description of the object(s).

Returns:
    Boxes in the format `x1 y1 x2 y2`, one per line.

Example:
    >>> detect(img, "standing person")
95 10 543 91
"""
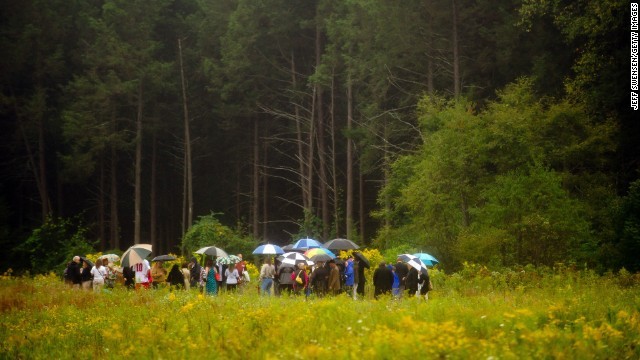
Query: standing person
406 267 419 297
356 258 366 299
390 265 400 298
167 264 185 290
65 256 82 289
102 259 116 289
291 263 308 296
203 259 218 295
180 263 191 290
394 258 409 299
189 257 202 290
134 259 151 289
343 257 355 295
373 262 393 299
235 254 246 287
216 261 226 292
418 269 432 301
81 260 93 290
123 265 135 289
90 260 107 293
277 266 294 295
259 258 276 296
225 264 241 292
151 261 167 289
327 260 341 296
309 262 328 298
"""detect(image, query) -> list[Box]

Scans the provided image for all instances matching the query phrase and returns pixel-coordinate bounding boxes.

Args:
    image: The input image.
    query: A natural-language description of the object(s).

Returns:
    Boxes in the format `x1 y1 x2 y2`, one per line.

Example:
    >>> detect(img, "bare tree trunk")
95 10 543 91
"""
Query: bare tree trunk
262 127 269 239
179 38 193 233
452 0 460 97
37 108 50 220
134 82 143 244
315 19 329 239
426 0 434 94
252 119 260 240
150 131 157 253
291 51 309 211
330 67 339 238
383 121 391 228
359 161 365 244
346 73 354 240
98 159 106 250
110 114 120 250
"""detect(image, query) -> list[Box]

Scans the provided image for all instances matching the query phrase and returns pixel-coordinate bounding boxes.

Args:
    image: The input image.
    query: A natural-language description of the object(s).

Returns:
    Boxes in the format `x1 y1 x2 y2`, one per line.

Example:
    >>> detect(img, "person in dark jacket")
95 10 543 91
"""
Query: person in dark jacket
123 265 135 289
189 257 202 289
355 259 366 298
309 263 329 297
418 269 431 301
167 264 185 289
406 267 419 297
65 256 82 288
394 258 409 298
373 262 393 299
80 260 93 290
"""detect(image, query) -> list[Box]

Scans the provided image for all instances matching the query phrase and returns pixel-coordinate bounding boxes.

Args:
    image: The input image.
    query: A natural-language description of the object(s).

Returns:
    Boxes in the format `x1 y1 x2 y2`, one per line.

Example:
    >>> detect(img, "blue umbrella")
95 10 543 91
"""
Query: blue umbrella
413 253 439 267
252 244 285 255
291 238 323 251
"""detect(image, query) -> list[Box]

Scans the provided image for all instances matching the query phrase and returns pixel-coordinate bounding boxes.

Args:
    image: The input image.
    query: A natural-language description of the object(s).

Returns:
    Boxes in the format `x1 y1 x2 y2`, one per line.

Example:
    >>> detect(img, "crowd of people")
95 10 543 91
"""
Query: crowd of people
64 253 431 300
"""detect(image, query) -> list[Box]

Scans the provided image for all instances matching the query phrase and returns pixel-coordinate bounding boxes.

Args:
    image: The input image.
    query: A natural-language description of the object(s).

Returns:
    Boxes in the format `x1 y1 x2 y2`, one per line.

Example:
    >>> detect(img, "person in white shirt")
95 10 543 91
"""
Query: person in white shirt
134 259 151 289
225 266 240 292
90 261 107 292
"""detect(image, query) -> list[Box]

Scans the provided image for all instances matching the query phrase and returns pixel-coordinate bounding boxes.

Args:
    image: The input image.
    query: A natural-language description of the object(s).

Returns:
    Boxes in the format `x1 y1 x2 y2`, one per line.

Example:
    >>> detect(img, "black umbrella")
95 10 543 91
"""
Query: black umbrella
80 256 94 267
353 252 370 268
324 238 360 250
152 255 176 262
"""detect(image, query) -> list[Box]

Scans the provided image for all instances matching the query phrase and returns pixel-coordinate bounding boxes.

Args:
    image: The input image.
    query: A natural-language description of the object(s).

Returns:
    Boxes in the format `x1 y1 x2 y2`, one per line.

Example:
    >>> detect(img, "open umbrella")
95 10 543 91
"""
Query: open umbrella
252 244 285 255
80 256 94 268
278 252 314 268
398 253 429 275
291 238 323 251
353 252 370 268
217 255 241 265
324 238 360 250
413 253 439 267
194 246 228 258
304 248 336 262
152 254 176 262
97 254 120 263
121 244 153 268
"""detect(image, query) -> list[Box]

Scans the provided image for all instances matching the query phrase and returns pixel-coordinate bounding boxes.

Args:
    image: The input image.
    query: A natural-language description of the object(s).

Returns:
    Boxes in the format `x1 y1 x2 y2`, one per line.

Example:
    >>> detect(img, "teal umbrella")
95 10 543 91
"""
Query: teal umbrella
413 253 439 267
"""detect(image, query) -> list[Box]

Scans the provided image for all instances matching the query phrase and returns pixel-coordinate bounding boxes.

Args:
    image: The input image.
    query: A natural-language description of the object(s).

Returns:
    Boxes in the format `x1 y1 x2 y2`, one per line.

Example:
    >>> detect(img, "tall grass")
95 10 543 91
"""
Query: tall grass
1 267 639 359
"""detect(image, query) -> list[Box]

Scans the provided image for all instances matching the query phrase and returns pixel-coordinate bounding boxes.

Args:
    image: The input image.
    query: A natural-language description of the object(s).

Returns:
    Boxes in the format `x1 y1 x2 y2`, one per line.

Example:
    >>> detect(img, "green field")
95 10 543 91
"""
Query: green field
1 268 639 359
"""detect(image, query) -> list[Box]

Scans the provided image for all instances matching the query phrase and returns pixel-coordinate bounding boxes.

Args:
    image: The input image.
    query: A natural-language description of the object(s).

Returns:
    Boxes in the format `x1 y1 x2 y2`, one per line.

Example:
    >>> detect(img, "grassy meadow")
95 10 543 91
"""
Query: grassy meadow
1 266 639 359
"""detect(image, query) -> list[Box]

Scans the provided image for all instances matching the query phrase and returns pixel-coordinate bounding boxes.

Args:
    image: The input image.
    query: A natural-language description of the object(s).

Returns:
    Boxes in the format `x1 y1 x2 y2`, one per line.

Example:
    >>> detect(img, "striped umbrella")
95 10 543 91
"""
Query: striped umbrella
121 244 153 268
217 255 242 265
278 252 314 268
194 246 228 258
304 247 336 262
252 244 285 255
291 238 323 251
398 253 429 275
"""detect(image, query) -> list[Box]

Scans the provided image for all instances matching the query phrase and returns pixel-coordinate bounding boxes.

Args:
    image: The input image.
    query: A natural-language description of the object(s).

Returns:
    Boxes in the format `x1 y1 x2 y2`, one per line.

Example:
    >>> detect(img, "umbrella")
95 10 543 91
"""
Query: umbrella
97 254 120 263
413 253 439 267
278 252 314 268
121 244 153 268
353 252 370 268
217 255 242 265
291 238 323 251
80 256 94 268
304 248 336 262
324 238 360 250
152 254 176 262
194 246 228 258
252 244 285 255
398 253 429 275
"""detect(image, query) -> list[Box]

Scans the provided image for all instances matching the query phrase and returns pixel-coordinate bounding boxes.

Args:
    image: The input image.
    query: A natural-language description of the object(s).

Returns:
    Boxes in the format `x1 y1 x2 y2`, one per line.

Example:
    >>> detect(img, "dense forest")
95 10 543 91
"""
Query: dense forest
1 0 638 273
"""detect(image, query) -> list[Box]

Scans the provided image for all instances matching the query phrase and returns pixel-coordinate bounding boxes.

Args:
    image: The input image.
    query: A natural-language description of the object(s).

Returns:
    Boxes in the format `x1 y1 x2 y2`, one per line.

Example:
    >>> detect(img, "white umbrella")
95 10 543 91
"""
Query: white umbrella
121 244 152 268
252 244 285 255
97 253 120 263
398 253 429 275
194 246 228 258
278 252 314 268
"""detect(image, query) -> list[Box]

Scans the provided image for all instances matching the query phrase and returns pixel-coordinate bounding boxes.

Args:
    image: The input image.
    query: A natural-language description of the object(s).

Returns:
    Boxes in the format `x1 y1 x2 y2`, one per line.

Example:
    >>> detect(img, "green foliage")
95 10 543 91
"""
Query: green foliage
14 216 95 275
181 213 257 258
611 180 640 272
